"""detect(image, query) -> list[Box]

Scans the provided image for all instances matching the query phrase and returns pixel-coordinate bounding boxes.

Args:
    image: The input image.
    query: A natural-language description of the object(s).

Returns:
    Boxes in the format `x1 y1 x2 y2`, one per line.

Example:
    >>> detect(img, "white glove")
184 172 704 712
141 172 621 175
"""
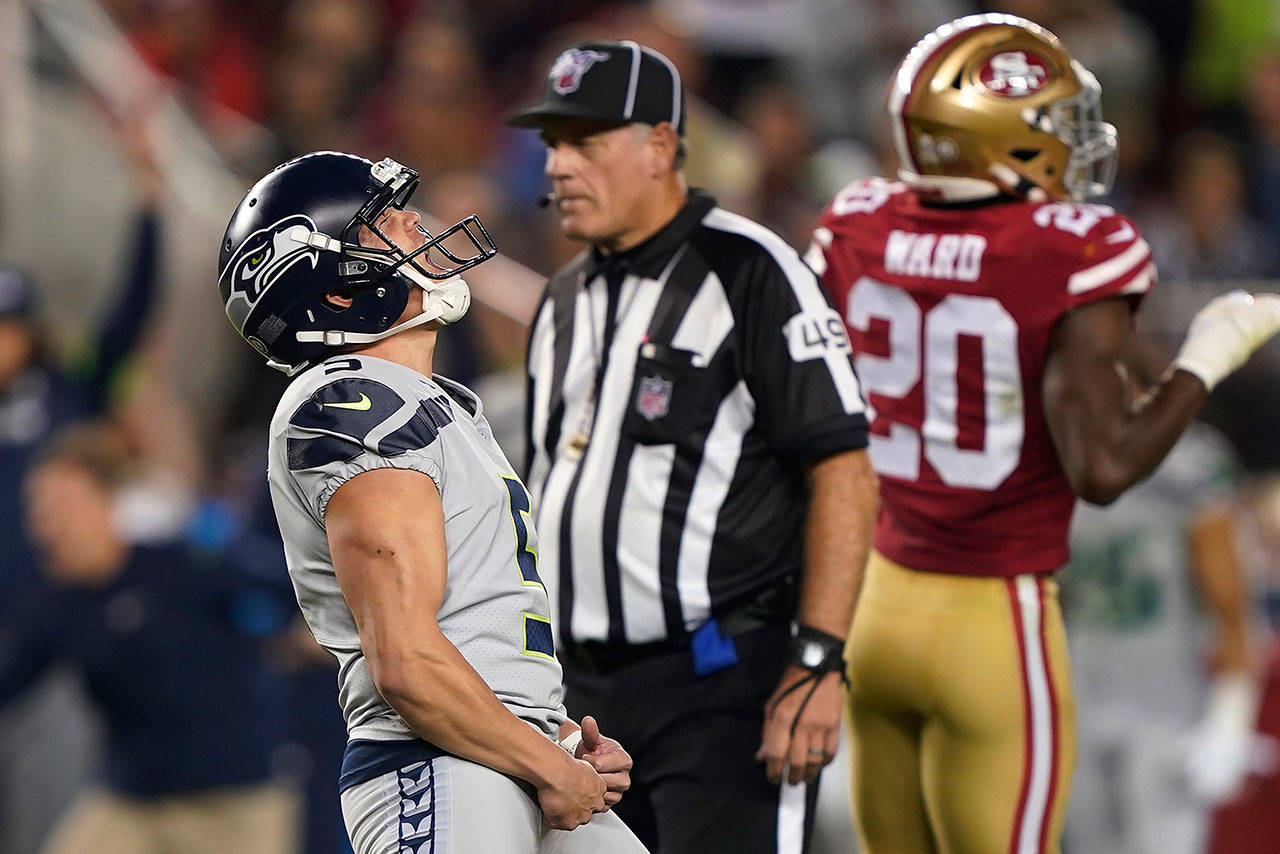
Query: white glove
1183 671 1260 805
1173 291 1280 391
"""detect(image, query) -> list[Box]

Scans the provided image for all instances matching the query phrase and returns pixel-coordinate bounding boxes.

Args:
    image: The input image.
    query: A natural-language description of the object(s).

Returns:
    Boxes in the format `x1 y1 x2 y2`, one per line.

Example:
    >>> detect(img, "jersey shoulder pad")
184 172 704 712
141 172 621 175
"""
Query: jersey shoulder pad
289 376 406 440
811 178 907 280
819 177 909 227
1029 202 1154 304
283 367 451 472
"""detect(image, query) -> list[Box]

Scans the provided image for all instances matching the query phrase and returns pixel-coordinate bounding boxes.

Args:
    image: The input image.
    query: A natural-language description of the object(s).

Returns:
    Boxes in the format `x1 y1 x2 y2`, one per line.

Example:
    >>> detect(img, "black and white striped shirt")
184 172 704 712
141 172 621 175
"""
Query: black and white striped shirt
525 190 869 645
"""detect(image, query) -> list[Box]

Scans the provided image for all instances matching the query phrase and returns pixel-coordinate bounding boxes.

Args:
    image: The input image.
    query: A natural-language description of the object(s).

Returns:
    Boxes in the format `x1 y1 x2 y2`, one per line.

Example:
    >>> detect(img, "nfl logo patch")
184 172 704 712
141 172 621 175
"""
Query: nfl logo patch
636 375 672 421
549 48 610 94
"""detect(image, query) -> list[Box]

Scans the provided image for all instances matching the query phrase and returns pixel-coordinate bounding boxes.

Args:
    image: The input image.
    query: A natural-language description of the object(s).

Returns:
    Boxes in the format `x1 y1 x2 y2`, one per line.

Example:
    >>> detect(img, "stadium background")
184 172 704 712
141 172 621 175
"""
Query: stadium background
1 0 1279 852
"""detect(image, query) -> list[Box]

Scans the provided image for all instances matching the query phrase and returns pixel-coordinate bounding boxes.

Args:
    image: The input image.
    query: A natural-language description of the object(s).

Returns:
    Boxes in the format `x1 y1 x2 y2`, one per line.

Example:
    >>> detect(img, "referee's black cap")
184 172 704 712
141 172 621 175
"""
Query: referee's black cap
506 40 686 135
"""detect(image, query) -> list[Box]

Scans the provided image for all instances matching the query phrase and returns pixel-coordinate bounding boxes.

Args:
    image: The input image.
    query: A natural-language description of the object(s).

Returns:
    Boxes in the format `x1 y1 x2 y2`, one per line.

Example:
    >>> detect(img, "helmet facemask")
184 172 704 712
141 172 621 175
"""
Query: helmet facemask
1039 63 1117 200
338 158 497 293
290 158 498 355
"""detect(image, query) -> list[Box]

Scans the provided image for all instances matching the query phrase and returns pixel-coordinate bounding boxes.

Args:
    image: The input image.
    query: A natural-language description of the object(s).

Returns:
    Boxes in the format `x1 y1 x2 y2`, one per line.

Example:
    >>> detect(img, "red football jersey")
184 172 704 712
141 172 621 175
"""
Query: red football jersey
810 178 1155 577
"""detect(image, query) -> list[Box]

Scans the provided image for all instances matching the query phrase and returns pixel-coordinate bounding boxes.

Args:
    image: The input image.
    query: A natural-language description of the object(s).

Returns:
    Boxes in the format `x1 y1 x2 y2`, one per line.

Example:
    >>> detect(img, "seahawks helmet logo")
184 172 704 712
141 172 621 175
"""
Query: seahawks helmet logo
221 215 320 334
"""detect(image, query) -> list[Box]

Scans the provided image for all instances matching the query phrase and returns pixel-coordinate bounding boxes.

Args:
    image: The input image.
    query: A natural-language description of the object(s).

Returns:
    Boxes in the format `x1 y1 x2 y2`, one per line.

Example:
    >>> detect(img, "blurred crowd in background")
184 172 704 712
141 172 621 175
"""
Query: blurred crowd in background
3 0 1280 852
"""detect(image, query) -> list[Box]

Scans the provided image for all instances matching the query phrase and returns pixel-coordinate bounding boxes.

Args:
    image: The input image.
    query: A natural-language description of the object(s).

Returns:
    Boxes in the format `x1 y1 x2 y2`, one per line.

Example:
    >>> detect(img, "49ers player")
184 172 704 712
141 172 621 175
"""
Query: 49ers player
808 14 1280 854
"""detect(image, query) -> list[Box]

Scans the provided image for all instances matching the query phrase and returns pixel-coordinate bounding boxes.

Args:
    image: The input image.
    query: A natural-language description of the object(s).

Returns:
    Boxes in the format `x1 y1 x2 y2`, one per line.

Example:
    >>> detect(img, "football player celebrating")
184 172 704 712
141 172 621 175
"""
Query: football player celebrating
807 14 1280 854
218 152 646 853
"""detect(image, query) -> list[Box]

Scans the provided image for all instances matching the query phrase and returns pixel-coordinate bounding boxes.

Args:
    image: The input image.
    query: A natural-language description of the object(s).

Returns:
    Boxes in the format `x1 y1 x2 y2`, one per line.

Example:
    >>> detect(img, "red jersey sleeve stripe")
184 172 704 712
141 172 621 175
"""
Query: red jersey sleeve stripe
1119 261 1158 296
1066 237 1151 295
804 227 834 277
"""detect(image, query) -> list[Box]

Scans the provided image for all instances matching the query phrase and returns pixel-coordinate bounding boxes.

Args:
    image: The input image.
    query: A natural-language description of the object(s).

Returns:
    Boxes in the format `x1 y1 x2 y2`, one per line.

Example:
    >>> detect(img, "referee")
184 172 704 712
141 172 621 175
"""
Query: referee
509 41 878 853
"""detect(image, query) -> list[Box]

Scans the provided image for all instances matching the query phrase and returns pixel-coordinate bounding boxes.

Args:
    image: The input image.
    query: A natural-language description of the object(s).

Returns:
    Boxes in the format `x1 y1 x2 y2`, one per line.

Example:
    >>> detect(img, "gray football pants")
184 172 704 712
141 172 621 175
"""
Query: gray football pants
340 754 648 853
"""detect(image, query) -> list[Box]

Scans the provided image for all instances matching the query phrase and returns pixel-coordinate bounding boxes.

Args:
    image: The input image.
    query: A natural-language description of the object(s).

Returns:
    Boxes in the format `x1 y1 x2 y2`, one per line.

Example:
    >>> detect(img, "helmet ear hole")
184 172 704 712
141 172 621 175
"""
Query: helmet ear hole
1009 149 1040 162
321 292 354 312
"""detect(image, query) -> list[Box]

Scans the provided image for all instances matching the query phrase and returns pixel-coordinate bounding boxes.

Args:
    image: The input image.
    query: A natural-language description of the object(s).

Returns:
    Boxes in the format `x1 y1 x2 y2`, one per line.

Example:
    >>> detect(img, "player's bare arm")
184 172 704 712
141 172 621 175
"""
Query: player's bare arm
1045 292 1280 505
1182 495 1263 803
325 466 606 830
1043 298 1207 505
758 448 877 784
1188 500 1254 674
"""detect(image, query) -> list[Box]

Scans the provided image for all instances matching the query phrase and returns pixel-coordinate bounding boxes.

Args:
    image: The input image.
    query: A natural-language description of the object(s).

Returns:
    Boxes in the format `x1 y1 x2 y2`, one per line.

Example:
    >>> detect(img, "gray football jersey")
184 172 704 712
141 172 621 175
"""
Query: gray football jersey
1063 424 1238 722
267 354 565 743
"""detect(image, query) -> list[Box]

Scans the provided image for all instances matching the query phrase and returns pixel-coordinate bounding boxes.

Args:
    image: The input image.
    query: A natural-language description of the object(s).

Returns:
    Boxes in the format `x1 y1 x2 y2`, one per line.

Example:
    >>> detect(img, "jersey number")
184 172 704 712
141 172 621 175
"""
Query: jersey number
503 477 555 659
847 277 1024 490
503 476 543 588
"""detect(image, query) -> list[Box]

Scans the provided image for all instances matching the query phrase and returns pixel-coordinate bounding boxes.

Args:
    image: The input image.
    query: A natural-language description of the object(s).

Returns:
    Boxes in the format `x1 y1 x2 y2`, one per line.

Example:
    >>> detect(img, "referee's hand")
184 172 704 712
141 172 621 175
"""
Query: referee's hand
576 715 633 808
756 665 842 785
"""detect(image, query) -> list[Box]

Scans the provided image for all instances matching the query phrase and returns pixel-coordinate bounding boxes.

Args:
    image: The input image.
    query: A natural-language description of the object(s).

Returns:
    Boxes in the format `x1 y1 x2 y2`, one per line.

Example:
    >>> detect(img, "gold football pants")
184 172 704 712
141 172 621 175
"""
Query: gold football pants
845 551 1075 854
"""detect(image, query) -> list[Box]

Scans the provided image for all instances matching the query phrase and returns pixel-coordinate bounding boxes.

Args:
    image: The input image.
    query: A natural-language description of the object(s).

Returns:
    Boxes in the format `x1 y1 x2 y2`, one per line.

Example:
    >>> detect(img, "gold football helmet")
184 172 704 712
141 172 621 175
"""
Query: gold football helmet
889 14 1117 202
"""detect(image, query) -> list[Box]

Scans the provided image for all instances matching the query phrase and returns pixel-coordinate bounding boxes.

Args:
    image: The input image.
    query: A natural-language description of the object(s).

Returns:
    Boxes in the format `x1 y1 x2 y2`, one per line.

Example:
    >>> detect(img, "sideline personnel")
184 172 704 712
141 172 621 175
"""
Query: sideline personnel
510 41 878 853
9 423 297 854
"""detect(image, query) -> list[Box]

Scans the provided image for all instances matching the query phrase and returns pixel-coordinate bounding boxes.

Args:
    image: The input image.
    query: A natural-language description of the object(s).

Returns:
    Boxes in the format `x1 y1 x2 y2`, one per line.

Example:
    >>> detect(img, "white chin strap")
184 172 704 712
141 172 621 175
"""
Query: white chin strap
294 275 471 347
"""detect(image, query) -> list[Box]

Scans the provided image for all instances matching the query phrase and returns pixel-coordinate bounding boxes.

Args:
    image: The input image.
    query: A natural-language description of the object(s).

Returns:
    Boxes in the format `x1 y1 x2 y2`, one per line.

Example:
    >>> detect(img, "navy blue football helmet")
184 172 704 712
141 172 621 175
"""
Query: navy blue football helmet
218 151 497 373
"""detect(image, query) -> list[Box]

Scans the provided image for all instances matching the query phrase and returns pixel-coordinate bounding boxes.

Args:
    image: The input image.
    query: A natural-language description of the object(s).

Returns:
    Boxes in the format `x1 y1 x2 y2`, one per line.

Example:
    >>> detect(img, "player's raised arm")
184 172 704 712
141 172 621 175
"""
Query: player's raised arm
1043 292 1280 505
325 466 606 830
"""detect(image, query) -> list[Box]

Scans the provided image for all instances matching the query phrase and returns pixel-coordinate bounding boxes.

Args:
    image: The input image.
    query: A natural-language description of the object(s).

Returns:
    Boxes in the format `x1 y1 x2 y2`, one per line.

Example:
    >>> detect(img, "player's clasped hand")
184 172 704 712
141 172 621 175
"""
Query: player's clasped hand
756 664 843 785
575 715 632 808
537 751 608 830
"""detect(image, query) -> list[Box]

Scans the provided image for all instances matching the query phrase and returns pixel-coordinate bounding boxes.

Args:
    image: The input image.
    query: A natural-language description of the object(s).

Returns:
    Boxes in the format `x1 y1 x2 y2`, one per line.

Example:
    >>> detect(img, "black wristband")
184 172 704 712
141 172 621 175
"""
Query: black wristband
767 624 850 733
788 625 846 673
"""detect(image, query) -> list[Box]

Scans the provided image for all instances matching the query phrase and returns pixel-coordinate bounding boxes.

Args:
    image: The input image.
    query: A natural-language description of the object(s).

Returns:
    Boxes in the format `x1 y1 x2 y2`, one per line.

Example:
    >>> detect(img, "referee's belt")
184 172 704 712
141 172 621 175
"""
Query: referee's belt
564 577 795 675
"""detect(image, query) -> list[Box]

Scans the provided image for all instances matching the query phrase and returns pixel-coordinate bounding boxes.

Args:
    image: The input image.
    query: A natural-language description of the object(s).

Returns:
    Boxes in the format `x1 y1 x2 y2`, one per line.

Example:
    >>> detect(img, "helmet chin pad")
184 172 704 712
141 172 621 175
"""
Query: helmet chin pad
407 272 471 326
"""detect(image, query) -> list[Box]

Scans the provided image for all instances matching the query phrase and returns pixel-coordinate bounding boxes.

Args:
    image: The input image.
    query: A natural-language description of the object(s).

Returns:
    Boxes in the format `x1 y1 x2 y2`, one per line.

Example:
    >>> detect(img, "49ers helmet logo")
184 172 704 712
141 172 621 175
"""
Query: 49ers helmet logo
549 48 610 94
979 50 1049 97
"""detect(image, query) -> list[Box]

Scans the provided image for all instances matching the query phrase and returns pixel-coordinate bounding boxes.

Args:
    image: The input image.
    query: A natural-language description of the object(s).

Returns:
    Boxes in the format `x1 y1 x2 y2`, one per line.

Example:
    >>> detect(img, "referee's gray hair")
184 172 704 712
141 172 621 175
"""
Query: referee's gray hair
630 123 687 172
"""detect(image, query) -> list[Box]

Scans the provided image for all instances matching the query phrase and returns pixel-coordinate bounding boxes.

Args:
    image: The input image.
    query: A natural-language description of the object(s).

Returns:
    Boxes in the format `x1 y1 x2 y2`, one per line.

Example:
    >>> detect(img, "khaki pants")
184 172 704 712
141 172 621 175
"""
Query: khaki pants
43 781 299 854
846 551 1076 854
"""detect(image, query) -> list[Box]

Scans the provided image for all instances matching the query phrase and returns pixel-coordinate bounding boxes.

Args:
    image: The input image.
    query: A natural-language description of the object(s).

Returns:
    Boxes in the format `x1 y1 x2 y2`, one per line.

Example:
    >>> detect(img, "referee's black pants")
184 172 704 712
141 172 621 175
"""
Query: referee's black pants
561 623 820 854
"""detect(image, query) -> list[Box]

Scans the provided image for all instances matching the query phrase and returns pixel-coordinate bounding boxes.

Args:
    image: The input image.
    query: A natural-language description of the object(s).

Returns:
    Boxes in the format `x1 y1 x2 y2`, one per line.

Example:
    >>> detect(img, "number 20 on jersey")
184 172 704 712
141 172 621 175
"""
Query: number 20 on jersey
847 277 1025 491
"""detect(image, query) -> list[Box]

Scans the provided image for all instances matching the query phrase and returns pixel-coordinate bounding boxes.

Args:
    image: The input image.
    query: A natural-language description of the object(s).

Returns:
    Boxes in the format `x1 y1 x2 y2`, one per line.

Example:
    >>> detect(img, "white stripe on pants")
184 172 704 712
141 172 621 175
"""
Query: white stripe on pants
776 780 808 854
